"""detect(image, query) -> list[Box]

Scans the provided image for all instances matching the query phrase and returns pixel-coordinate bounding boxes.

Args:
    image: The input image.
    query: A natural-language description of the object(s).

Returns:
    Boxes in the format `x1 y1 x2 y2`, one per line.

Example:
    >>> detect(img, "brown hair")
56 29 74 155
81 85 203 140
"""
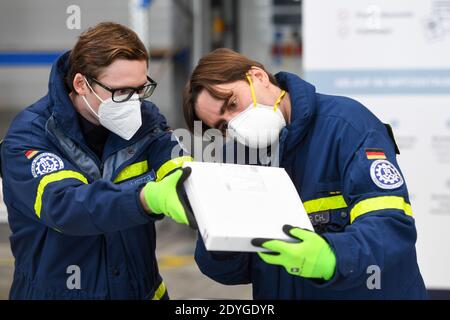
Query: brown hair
183 48 278 133
66 22 149 93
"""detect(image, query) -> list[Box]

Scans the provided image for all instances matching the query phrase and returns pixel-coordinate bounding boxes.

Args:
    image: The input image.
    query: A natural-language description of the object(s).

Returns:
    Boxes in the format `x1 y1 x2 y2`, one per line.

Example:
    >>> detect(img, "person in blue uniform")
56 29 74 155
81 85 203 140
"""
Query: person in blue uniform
0 22 194 300
182 48 427 299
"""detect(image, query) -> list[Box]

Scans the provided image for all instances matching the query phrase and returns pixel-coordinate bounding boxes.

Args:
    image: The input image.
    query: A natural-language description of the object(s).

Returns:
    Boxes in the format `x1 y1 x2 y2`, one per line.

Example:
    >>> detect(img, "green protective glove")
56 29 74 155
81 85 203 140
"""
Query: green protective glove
252 225 336 280
142 167 197 229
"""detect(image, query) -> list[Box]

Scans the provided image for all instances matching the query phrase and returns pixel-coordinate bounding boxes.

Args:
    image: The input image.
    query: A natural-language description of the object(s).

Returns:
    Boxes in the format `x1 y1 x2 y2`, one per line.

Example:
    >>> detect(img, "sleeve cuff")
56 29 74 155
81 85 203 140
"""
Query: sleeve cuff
121 185 162 225
308 232 357 289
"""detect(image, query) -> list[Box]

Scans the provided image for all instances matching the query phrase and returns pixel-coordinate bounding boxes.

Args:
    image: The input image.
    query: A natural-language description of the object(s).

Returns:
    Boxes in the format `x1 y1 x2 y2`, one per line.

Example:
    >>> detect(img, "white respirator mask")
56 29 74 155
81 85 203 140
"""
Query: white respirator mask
227 74 286 149
82 76 142 140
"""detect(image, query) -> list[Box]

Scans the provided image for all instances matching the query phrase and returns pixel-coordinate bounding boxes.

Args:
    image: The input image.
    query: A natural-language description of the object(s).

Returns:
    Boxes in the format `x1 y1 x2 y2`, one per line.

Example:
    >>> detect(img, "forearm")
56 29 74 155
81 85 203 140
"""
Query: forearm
194 235 251 285
40 179 153 236
317 211 417 289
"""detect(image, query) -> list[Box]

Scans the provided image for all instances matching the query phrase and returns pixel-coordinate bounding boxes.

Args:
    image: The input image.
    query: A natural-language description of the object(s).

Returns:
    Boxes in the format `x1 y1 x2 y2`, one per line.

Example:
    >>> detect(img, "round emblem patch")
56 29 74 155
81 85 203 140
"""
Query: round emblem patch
31 152 64 178
370 160 404 190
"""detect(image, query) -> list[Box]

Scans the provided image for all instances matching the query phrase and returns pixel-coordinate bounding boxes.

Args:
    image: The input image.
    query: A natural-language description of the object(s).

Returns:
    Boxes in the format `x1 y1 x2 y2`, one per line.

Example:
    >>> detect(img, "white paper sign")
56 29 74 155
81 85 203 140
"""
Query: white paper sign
304 0 450 290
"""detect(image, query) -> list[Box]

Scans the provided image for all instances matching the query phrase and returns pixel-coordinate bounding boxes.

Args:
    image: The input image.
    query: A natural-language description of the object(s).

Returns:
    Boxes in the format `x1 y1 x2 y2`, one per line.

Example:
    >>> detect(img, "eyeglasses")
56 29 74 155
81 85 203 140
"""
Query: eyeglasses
87 75 157 102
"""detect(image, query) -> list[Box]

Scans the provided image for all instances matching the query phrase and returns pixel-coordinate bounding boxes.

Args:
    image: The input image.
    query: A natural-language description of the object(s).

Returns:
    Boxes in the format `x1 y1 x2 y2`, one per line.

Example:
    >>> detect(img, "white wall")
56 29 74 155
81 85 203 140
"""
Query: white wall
303 0 450 290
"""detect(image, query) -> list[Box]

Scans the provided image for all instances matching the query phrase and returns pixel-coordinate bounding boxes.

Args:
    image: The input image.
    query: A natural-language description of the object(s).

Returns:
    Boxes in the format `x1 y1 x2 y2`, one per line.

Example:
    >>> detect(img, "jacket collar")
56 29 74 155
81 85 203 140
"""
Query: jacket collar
275 72 317 164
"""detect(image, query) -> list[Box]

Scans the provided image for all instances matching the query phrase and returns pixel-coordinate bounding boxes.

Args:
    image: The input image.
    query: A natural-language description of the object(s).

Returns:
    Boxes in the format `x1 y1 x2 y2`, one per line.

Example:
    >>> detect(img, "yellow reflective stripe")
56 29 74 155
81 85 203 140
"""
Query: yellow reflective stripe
273 90 286 112
303 195 348 214
34 170 88 218
350 196 413 223
113 160 148 183
156 156 194 182
151 281 166 300
246 73 258 107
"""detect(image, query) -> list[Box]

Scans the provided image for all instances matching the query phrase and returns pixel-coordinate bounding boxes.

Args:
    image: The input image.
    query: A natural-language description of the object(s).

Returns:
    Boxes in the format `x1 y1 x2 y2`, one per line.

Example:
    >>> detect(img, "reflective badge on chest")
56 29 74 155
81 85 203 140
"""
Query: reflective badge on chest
309 211 331 226
121 169 156 187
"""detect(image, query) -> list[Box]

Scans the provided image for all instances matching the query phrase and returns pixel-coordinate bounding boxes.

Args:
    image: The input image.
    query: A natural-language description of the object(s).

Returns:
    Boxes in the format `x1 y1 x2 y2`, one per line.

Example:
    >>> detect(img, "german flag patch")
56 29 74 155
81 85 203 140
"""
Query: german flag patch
366 148 386 160
24 150 39 159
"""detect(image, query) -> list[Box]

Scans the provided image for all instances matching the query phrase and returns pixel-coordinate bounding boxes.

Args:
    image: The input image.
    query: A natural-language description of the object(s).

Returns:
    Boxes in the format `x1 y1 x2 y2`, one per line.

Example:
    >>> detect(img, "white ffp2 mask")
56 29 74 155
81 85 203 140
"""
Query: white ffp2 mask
227 74 286 149
82 77 142 140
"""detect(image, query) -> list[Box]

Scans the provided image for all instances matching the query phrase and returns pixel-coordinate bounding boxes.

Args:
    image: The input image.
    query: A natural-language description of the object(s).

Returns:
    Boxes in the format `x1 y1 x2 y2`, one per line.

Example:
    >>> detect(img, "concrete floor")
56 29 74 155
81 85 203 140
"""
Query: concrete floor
0 221 251 300
0 224 13 299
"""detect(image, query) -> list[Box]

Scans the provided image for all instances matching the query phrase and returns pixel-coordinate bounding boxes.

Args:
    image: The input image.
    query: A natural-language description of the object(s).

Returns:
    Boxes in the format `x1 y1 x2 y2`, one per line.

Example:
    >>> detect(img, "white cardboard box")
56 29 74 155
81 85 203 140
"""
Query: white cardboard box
183 162 314 252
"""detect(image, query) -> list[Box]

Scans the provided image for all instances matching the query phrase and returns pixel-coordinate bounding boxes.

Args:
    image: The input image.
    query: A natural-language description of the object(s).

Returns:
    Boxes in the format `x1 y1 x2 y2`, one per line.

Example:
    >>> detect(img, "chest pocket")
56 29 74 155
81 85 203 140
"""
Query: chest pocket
304 181 350 234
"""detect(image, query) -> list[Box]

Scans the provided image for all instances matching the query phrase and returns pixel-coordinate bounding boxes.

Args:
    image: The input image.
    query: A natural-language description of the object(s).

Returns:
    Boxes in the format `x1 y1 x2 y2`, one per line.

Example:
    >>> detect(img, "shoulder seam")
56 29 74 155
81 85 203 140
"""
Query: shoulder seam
315 113 364 136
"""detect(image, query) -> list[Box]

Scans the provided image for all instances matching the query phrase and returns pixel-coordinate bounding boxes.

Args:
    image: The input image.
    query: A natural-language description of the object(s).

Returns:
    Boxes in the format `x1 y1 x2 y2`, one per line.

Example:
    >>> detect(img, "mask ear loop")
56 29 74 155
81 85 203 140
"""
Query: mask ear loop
245 73 258 108
83 76 105 104
273 90 286 112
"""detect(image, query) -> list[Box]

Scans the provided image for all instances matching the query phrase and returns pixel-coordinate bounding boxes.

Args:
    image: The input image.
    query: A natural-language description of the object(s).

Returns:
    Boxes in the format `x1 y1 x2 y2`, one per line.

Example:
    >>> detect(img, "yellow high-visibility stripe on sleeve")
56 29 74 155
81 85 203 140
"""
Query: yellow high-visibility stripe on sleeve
34 170 88 218
303 195 348 214
113 160 148 183
156 156 194 182
151 281 166 300
350 196 413 223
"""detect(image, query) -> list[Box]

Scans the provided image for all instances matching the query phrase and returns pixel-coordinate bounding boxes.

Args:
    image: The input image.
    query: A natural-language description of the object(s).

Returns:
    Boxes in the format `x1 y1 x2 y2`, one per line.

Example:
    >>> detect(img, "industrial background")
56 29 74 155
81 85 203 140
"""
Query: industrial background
1 0 449 300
